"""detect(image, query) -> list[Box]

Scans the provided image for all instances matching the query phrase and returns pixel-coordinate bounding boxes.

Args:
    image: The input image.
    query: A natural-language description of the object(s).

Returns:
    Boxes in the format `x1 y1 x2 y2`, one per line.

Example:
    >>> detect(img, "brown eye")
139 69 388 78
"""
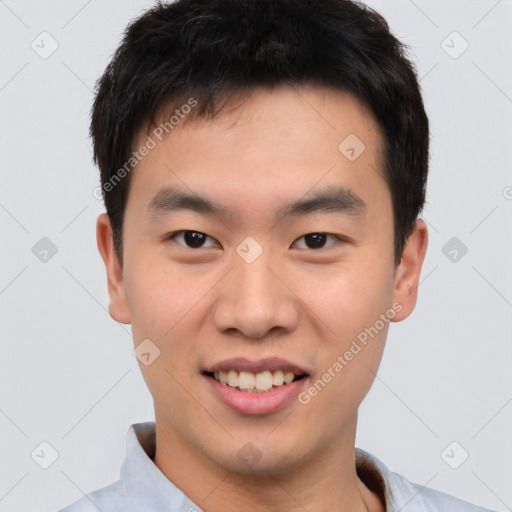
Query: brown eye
293 233 338 249
169 231 218 249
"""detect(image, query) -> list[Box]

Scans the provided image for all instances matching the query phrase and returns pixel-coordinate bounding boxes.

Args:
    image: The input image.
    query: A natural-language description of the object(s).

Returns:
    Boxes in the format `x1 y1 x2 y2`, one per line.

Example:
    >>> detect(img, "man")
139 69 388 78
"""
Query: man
59 0 496 510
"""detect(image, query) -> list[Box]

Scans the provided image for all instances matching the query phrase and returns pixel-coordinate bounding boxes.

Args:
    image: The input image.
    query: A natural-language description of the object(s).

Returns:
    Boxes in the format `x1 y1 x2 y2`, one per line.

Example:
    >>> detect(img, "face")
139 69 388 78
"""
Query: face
98 85 427 475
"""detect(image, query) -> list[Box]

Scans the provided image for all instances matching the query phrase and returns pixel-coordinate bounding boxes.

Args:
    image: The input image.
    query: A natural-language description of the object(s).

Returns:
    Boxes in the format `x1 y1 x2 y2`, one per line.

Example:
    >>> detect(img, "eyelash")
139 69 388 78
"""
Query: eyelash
166 230 343 250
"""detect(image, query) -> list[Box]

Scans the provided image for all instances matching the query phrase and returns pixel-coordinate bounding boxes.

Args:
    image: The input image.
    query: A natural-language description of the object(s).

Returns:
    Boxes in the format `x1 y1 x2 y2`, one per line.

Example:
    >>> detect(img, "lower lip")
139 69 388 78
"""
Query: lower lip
203 374 309 415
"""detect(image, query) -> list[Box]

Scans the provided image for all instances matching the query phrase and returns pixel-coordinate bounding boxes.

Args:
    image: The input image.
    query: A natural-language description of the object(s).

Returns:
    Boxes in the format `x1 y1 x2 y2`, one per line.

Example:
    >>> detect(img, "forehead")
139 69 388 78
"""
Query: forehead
128 85 389 224
145 84 381 155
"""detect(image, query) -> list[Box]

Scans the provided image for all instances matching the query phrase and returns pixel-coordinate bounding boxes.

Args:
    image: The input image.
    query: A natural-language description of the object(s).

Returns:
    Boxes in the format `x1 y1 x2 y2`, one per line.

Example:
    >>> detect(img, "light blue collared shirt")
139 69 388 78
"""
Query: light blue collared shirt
58 422 496 512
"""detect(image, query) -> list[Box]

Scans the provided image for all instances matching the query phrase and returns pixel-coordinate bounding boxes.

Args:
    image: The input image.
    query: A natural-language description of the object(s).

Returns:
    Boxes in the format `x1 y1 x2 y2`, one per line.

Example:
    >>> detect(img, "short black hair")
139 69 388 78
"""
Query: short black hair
91 0 429 266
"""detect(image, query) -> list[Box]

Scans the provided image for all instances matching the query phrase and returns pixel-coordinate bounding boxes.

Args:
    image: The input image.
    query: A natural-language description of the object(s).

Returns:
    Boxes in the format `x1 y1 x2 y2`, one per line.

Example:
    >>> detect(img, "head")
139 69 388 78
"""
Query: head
94 0 428 475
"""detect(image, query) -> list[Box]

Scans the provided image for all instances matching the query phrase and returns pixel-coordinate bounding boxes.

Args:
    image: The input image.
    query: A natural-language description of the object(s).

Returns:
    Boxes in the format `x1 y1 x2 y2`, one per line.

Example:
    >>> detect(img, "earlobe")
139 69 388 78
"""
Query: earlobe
96 213 132 324
391 219 428 322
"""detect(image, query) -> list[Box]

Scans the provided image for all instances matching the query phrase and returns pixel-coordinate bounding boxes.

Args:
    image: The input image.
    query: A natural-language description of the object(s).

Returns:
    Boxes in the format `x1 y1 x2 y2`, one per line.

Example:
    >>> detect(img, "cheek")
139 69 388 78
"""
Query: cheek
124 254 218 366
123 255 188 340
125 264 207 404
297 259 395 342
299 319 389 436
297 259 395 422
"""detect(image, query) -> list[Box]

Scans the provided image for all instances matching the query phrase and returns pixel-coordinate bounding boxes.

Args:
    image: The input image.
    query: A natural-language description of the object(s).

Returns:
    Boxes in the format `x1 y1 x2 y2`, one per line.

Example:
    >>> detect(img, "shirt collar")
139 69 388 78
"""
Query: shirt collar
121 422 202 511
122 421 427 512
355 447 430 512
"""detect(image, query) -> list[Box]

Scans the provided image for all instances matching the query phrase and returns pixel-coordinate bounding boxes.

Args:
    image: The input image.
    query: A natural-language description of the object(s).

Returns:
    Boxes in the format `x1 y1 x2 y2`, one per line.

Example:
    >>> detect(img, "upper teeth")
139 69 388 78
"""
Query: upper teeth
213 369 297 391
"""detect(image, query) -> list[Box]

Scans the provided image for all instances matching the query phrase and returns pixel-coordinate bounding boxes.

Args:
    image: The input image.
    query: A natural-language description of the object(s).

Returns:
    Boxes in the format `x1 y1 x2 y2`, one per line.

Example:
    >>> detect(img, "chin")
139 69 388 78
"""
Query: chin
205 434 314 476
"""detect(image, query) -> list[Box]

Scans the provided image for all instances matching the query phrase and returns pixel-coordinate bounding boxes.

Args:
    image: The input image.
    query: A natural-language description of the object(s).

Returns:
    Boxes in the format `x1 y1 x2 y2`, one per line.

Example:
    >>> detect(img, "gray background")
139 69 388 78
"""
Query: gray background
0 0 511 511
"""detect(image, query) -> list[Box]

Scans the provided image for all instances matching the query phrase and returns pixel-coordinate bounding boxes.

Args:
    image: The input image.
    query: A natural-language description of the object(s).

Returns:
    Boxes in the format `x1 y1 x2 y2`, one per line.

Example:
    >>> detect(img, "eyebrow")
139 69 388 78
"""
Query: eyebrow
148 185 366 220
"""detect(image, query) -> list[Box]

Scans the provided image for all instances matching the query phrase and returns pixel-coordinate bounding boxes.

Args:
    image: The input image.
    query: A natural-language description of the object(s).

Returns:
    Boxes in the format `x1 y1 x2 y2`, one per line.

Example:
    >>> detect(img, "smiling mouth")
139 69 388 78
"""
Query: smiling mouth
204 370 307 393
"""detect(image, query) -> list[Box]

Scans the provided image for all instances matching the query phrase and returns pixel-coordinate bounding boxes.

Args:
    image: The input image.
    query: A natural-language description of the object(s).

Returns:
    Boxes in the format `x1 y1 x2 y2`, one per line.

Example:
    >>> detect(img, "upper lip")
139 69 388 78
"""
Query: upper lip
203 357 309 376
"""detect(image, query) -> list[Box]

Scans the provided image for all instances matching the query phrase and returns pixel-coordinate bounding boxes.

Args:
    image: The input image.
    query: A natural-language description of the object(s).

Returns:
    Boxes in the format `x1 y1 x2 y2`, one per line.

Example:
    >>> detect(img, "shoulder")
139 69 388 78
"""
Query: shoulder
390 471 497 512
56 479 129 512
355 448 497 512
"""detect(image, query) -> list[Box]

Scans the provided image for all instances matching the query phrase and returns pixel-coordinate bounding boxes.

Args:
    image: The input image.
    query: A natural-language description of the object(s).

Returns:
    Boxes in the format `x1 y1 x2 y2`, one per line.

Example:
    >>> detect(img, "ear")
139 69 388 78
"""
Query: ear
96 213 132 324
391 219 428 322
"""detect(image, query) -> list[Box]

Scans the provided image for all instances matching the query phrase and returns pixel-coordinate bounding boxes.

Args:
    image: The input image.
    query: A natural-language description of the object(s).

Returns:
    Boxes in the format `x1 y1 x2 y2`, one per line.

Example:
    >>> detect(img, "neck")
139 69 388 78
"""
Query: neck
152 412 385 512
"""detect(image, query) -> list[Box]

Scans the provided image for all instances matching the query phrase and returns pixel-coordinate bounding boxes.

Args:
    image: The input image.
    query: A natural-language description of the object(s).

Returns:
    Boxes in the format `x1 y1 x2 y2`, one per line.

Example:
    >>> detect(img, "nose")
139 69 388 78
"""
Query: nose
212 249 300 340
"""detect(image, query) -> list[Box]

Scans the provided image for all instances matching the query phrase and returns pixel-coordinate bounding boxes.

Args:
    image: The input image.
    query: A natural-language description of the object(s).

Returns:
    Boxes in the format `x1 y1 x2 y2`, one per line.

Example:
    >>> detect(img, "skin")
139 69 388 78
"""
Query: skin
97 84 428 512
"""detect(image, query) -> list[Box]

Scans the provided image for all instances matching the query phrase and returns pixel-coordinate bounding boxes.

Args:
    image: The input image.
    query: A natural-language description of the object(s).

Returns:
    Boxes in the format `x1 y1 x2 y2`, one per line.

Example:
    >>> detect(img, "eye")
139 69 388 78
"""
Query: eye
167 230 219 249
292 232 339 250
